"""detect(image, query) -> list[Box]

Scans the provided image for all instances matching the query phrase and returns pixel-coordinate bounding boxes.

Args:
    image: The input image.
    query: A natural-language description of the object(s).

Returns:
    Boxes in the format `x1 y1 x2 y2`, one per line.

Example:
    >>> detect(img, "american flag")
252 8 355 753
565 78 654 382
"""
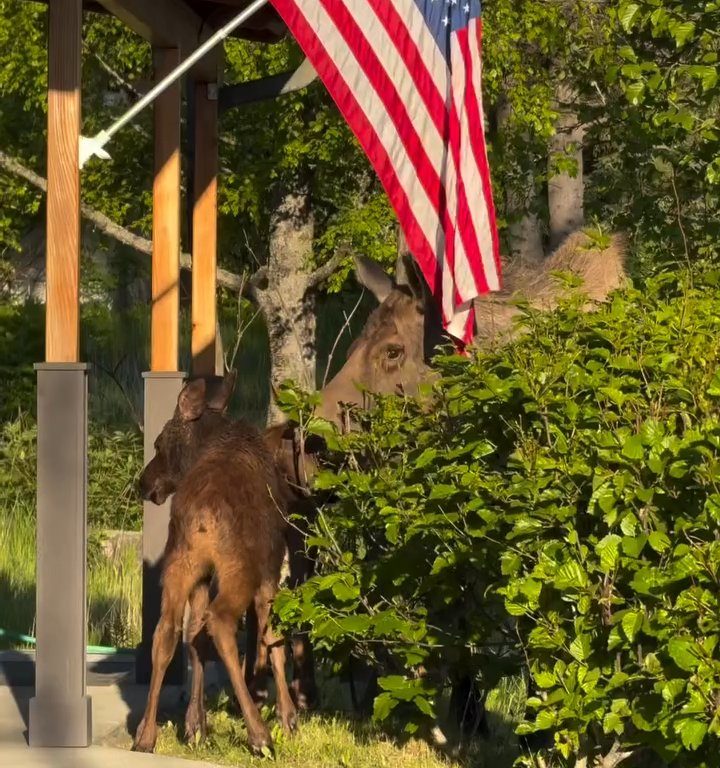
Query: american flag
269 0 501 343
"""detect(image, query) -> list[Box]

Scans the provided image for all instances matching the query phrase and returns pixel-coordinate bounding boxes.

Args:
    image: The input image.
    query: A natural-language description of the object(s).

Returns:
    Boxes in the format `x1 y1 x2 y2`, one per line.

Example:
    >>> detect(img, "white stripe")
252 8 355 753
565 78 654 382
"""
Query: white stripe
467 19 500 290
446 301 473 340
451 27 500 296
343 0 448 182
449 35 481 301
295 0 445 273
381 0 450 97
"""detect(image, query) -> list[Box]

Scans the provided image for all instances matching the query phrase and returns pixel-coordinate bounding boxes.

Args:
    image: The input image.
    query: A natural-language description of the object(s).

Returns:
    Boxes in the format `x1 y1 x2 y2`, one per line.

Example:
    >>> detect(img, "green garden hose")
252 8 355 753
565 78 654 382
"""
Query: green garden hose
0 627 133 655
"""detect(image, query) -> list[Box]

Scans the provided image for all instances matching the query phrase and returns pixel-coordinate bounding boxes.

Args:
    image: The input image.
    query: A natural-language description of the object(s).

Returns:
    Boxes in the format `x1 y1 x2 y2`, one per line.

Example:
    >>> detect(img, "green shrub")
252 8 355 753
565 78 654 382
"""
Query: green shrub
0 414 143 530
275 272 720 766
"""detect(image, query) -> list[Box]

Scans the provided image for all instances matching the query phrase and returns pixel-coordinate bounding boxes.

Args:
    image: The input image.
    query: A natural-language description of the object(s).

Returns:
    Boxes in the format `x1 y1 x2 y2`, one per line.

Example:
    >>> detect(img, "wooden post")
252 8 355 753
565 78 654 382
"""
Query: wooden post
191 80 219 376
45 0 81 362
151 47 181 372
30 0 92 747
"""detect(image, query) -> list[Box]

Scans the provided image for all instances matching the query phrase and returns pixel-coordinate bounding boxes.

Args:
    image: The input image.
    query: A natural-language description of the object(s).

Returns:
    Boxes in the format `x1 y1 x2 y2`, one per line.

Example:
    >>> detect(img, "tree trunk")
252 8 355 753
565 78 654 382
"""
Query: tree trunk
496 98 545 266
253 184 316 426
548 82 586 251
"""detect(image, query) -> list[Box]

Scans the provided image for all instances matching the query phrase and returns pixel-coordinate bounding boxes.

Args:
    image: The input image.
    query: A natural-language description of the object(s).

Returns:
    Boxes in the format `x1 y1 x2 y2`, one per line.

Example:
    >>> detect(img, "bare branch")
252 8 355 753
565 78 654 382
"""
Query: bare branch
307 246 351 290
322 288 365 388
0 149 246 293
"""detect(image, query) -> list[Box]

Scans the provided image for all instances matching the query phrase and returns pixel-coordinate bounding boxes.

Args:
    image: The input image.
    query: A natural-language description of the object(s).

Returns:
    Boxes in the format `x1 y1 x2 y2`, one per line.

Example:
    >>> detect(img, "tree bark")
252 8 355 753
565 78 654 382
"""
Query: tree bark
547 81 586 251
496 98 544 266
253 183 316 426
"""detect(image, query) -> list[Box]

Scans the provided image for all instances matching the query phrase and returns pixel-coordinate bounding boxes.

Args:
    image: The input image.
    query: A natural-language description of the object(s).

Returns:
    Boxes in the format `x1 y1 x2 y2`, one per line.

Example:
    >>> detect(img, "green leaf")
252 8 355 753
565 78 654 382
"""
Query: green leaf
555 561 588 589
373 692 398 721
429 484 456 500
671 21 696 47
534 709 557 730
414 696 434 718
668 637 701 672
332 580 359 602
622 534 647 558
603 712 624 735
596 534 622 571
619 2 640 32
676 718 708 750
648 531 671 553
533 669 556 689
622 610 643 642
569 634 591 662
622 434 644 460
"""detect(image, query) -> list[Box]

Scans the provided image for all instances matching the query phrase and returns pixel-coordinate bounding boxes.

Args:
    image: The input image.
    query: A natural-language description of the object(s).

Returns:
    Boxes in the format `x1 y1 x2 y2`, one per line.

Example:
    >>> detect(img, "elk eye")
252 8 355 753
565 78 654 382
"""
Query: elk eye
385 345 404 360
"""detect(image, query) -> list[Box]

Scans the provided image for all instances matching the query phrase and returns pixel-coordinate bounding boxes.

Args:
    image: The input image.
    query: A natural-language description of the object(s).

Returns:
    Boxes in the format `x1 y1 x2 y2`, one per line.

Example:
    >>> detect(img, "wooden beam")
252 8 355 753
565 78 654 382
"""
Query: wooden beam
93 0 202 48
191 81 219 376
151 48 181 372
92 0 218 79
45 0 82 363
219 57 317 112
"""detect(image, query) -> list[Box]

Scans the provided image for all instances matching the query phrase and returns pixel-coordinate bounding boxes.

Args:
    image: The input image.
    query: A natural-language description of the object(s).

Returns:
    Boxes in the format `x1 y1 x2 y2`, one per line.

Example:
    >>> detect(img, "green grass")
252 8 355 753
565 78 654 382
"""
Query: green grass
111 673 526 768
0 498 142 649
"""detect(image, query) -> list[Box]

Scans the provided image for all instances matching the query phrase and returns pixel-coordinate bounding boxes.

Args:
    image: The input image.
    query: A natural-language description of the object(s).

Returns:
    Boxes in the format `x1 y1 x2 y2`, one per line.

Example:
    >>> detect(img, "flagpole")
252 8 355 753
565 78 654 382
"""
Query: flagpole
79 0 270 168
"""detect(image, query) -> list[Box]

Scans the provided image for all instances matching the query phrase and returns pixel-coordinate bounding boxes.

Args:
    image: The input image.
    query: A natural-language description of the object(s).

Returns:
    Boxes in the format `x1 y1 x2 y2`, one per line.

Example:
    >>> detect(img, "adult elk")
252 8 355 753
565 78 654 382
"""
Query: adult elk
279 229 628 717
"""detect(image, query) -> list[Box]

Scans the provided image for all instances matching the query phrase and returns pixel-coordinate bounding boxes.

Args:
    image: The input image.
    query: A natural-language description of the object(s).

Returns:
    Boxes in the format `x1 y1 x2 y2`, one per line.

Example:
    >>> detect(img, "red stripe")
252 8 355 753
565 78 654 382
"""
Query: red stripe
461 21 501 284
448 35 485 299
319 0 455 282
318 0 459 314
365 0 449 137
268 0 443 302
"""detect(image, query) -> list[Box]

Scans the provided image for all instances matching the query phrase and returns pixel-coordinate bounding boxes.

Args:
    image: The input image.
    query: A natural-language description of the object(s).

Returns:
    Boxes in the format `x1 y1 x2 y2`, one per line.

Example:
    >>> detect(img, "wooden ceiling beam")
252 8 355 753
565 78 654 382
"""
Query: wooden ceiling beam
93 0 204 49
93 0 220 79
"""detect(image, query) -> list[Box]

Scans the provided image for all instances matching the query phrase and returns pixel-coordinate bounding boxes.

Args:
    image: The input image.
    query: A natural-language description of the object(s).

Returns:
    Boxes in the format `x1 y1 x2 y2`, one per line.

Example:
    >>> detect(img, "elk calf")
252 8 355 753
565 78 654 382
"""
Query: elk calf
133 374 296 755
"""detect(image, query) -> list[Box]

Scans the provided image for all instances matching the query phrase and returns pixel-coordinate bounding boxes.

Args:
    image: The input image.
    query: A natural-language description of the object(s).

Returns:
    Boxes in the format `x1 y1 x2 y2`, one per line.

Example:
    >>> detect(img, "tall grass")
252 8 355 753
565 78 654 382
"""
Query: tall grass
0 497 142 650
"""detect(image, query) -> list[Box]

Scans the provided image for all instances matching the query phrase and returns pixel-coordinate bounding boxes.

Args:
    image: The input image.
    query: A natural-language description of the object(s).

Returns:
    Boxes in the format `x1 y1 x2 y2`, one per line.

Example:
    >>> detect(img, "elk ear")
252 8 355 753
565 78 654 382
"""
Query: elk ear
354 255 393 303
397 252 428 303
178 378 207 421
205 370 237 412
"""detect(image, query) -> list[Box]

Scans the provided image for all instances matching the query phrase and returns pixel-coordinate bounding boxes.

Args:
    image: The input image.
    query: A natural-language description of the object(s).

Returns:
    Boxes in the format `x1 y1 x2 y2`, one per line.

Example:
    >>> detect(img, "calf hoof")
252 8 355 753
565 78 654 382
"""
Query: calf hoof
291 678 318 711
184 707 207 745
247 728 274 758
279 704 298 734
132 717 157 753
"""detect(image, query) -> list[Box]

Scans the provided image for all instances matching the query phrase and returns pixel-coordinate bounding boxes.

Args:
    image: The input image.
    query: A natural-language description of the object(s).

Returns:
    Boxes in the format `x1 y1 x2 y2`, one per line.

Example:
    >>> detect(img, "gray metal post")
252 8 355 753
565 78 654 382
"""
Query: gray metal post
136 371 187 684
29 363 92 747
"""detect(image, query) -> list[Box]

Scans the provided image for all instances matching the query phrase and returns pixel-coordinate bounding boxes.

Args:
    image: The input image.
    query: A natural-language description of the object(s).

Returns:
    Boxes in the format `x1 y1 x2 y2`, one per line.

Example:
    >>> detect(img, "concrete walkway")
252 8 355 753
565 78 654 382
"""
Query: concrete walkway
0 685 224 768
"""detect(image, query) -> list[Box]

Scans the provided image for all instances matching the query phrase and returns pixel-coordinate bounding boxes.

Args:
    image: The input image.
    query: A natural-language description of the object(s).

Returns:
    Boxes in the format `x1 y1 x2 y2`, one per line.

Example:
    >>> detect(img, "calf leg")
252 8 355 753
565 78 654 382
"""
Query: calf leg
184 581 211 744
204 575 273 755
133 558 198 753
253 584 297 733
244 604 270 705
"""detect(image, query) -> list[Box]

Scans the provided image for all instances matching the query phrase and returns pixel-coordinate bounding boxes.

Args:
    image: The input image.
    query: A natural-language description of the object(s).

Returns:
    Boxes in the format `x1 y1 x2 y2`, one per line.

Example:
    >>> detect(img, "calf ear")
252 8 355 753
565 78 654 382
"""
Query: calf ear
354 255 393 303
178 378 207 421
206 370 237 412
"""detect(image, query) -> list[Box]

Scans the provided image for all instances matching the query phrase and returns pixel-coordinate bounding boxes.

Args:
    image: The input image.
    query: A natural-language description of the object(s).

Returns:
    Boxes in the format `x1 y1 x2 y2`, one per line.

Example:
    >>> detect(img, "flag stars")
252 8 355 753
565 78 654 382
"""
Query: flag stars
464 2 470 11
442 14 450 25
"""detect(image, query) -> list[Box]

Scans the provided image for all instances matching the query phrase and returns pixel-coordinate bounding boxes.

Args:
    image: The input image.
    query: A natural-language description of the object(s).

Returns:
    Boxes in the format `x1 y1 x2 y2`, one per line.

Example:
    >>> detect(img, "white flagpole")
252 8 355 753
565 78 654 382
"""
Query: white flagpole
79 0 270 168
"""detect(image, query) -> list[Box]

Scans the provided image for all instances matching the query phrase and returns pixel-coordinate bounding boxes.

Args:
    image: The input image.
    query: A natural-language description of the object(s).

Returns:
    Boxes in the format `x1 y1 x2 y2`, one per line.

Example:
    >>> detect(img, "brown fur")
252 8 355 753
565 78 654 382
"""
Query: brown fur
473 231 628 347
133 377 297 756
